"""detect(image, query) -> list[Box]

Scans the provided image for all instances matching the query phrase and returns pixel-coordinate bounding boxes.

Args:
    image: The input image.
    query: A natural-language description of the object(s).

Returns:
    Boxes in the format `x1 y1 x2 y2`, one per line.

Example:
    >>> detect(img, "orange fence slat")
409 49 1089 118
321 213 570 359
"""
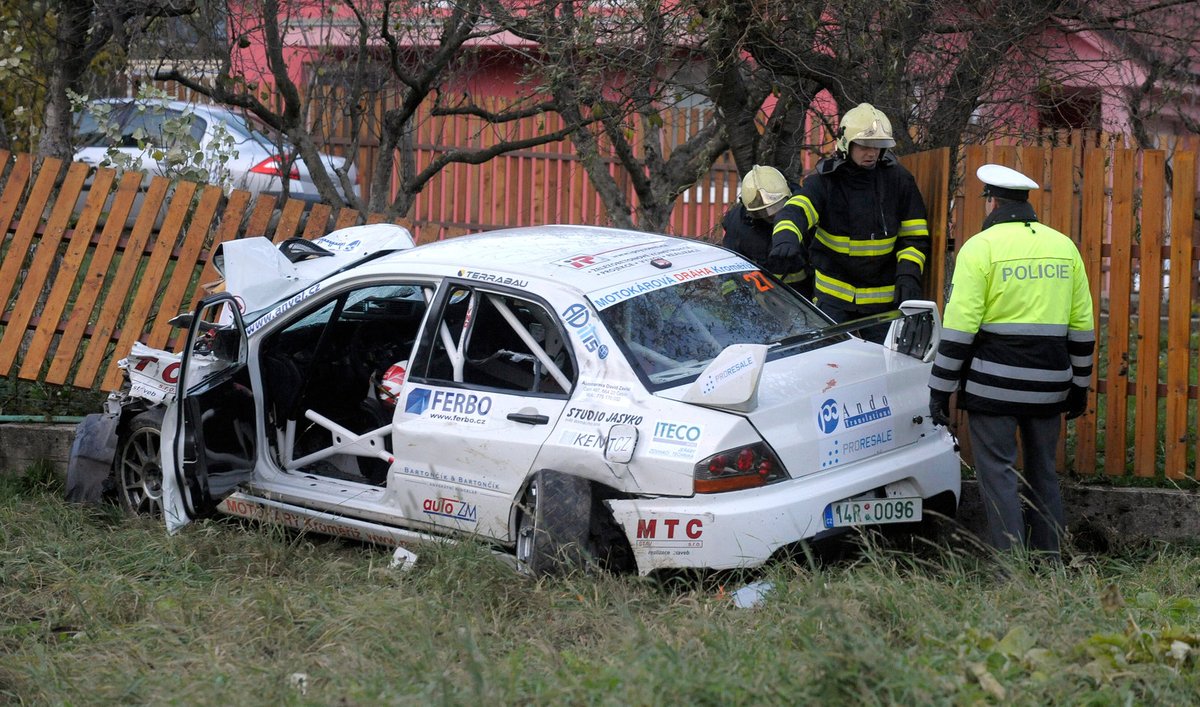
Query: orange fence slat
1075 148 1107 474
272 197 306 242
45 170 145 385
18 167 117 379
1165 151 1196 479
0 157 62 331
144 184 223 351
1134 150 1165 477
0 161 89 376
93 180 198 391
0 153 32 245
1104 149 1134 476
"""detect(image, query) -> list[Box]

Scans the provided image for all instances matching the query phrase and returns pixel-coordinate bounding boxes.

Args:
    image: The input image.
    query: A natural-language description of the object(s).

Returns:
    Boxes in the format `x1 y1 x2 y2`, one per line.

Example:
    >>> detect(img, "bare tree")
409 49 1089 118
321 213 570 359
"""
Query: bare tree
34 0 196 160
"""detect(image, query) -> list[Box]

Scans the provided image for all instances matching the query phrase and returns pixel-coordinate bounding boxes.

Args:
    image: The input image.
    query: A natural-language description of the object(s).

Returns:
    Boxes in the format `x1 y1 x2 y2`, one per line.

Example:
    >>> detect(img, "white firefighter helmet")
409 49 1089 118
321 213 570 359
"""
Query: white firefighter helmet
836 103 896 153
739 165 790 213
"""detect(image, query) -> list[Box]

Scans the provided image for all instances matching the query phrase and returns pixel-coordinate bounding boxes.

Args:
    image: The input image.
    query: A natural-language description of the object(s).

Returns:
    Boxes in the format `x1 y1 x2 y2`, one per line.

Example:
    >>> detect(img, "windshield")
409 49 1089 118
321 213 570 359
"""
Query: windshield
598 270 833 389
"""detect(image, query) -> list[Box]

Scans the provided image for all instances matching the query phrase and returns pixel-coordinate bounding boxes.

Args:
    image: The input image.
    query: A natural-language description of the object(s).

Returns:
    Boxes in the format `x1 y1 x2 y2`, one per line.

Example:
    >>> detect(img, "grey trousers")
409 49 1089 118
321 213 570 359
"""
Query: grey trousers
967 412 1065 556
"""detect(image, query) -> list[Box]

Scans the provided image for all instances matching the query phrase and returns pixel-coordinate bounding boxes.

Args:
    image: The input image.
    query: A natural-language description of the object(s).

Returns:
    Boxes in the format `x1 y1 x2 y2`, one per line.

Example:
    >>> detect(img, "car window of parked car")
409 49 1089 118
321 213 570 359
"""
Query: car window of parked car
418 286 575 395
599 270 830 389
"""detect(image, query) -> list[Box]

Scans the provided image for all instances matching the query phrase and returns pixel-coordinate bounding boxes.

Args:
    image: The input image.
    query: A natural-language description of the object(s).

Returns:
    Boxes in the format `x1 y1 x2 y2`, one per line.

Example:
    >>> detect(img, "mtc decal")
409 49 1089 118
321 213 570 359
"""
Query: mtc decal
634 518 704 547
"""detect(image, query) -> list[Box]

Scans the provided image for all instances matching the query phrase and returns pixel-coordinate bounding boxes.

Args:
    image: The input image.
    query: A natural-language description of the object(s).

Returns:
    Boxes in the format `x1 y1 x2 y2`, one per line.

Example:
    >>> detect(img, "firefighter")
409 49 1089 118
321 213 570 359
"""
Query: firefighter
722 165 809 296
928 163 1095 562
769 103 929 341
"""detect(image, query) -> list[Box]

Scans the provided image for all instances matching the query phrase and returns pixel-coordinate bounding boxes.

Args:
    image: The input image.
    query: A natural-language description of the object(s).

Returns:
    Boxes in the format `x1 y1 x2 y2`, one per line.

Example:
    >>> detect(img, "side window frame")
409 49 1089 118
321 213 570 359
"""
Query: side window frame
410 280 576 397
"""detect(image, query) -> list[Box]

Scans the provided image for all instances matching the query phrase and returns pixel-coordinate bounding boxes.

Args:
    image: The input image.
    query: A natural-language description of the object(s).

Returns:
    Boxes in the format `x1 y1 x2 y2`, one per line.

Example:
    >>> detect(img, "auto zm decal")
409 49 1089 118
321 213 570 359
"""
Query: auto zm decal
422 497 478 523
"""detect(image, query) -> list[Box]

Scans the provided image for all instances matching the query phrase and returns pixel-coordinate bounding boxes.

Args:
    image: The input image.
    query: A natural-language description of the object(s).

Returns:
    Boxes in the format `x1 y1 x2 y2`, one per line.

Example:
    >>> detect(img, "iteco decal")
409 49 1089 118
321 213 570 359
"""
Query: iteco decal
814 382 895 469
645 420 704 461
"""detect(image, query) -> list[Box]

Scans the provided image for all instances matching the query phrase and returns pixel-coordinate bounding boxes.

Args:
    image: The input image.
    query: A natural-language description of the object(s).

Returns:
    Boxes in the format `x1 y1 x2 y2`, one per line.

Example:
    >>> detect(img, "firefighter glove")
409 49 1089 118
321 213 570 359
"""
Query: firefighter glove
768 232 805 274
929 389 951 427
894 274 922 305
1065 385 1088 420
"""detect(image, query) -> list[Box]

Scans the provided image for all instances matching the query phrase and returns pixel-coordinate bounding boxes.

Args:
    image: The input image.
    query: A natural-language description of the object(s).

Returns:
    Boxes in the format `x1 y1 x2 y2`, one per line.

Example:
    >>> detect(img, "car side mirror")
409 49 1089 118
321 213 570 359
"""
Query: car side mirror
885 300 941 363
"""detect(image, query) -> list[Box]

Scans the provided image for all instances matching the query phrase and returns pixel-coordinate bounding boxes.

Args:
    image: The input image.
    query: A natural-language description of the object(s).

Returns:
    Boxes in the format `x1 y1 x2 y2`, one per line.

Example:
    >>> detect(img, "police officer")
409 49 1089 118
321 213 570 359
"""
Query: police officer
721 165 810 296
769 103 930 341
928 163 1095 561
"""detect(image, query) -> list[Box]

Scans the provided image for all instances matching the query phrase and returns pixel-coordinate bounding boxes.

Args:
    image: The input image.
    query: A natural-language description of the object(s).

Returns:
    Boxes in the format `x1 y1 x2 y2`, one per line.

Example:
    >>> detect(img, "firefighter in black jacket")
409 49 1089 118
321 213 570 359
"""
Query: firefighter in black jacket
929 163 1095 562
721 165 810 296
769 103 930 341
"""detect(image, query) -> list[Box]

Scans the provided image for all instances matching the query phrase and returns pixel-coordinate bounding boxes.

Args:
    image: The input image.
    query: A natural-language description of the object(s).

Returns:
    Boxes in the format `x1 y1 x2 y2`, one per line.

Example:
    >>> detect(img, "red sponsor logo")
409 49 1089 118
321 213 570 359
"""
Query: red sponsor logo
635 517 703 540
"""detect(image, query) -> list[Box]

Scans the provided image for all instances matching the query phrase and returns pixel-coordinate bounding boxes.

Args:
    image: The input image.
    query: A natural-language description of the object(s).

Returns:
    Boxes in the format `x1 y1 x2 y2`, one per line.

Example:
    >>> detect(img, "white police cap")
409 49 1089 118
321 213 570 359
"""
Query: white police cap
977 164 1039 198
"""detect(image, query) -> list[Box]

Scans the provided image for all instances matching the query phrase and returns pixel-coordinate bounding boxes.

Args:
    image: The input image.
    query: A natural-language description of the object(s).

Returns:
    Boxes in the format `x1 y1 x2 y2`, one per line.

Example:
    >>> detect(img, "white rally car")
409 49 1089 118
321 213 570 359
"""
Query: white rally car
68 223 960 575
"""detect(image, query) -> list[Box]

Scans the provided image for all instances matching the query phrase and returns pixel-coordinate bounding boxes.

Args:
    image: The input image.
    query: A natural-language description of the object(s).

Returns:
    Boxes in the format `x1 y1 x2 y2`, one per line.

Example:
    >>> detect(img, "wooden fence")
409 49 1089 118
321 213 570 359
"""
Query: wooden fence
0 136 1197 479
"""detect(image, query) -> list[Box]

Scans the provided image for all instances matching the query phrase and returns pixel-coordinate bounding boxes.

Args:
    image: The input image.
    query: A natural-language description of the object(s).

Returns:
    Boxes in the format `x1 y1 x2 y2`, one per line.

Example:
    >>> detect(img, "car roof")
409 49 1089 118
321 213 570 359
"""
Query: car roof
368 224 746 297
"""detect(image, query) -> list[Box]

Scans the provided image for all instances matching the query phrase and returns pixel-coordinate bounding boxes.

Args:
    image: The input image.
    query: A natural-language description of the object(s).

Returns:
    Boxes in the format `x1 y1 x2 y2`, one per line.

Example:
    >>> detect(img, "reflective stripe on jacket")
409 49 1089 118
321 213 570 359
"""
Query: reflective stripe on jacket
929 204 1095 415
771 153 929 305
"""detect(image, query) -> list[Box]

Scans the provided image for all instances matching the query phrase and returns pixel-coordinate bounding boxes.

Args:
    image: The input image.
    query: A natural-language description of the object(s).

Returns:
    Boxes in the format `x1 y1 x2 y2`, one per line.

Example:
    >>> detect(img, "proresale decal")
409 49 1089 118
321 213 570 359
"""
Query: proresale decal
814 382 895 469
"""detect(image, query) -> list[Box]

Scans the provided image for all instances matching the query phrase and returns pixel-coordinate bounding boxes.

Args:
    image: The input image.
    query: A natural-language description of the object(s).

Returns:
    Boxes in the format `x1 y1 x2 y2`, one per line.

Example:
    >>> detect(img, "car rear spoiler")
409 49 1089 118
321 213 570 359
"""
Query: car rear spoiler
209 224 416 315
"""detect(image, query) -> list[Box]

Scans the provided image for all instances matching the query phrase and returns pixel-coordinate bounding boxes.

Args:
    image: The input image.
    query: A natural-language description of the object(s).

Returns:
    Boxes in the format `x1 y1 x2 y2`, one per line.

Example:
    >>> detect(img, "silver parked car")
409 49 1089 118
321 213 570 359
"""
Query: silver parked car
73 99 359 203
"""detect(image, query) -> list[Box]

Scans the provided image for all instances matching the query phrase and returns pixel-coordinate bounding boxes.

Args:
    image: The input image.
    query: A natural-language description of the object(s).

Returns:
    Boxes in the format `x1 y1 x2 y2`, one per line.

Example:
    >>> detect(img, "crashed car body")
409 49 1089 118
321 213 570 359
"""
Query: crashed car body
71 223 960 575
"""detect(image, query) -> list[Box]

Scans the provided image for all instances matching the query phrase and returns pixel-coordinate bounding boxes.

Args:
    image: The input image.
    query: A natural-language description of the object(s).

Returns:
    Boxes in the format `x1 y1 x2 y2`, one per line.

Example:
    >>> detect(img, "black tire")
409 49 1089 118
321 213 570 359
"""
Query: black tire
114 409 166 517
515 470 594 576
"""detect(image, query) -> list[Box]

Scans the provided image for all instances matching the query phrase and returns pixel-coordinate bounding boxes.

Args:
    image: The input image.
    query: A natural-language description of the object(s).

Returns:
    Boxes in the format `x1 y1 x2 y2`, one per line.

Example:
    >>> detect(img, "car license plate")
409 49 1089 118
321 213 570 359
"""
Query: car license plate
822 497 922 528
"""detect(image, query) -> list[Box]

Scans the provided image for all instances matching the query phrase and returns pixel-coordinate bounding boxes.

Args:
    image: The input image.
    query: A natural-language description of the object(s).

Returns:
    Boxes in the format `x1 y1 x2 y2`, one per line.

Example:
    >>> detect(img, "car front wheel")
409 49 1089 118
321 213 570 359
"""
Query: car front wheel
115 409 166 517
515 470 594 576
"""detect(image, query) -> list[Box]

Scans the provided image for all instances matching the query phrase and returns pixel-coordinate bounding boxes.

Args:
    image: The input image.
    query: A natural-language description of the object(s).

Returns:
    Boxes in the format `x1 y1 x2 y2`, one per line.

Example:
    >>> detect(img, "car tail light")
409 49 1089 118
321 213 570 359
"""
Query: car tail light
250 156 300 180
694 442 788 493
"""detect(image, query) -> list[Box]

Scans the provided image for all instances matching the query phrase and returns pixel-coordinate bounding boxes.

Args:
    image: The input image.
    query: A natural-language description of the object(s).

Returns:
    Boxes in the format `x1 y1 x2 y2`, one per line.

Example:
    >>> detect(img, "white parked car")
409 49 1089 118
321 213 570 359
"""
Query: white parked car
68 224 960 575
73 99 358 203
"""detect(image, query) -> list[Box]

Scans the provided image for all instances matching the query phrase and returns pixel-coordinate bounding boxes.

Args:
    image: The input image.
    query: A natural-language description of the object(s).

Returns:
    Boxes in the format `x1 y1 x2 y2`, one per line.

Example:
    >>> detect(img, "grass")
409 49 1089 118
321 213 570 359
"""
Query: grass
3 465 1200 705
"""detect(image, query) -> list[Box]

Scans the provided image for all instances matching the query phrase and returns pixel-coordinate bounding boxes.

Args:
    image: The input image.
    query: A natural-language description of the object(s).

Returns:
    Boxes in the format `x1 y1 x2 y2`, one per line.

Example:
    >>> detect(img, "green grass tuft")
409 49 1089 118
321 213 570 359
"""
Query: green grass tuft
3 466 1200 704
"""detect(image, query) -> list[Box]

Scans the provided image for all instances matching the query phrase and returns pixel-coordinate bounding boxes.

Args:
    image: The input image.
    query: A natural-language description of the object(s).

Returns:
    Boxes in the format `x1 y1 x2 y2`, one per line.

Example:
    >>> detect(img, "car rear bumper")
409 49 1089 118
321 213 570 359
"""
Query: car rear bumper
607 430 961 574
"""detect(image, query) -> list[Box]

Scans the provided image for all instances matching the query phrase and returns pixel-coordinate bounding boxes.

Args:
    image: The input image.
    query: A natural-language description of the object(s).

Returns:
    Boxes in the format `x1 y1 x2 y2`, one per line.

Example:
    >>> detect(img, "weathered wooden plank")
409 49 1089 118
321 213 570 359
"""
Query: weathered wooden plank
961 145 988 245
272 197 306 243
333 206 359 231
1104 149 1135 476
302 203 332 240
0 157 62 324
1134 151 1165 477
1165 151 1195 479
18 167 118 379
69 176 172 389
0 161 90 376
1075 148 1107 473
0 153 33 242
143 184 223 351
1048 147 1076 237
45 170 145 385
244 195 277 237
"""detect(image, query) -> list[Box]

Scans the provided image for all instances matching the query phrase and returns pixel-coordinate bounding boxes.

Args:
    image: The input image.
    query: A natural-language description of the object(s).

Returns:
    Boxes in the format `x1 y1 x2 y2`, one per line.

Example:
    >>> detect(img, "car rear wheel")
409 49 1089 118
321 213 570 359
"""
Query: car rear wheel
115 409 166 517
515 470 594 576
